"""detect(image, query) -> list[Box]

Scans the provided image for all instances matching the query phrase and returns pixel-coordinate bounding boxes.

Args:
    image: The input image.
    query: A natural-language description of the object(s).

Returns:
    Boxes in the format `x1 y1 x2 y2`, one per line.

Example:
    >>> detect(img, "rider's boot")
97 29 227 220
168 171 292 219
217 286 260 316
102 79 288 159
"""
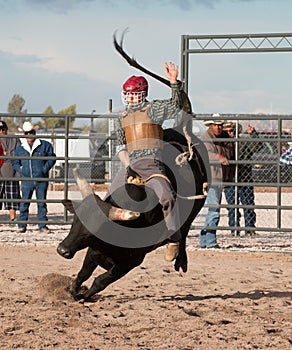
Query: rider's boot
165 241 180 262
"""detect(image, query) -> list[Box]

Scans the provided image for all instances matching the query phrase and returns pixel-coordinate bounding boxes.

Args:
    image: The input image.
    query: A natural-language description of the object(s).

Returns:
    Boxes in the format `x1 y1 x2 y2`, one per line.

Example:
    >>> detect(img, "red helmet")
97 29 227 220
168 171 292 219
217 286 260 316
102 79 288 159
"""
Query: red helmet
123 76 148 94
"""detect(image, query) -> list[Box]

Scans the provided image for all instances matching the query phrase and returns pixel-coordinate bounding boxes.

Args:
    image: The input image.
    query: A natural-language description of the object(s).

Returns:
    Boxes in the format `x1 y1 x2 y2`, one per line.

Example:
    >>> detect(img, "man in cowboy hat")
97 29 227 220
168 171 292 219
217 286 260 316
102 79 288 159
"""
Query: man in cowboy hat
199 114 235 248
12 121 56 233
0 120 21 222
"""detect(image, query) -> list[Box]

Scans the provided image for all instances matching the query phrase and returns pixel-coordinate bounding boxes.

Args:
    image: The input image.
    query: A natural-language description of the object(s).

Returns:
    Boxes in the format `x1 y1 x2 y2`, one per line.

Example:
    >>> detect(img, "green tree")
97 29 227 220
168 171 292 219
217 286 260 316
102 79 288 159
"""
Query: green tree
8 94 26 113
41 106 57 129
7 94 28 129
57 104 77 128
41 104 77 129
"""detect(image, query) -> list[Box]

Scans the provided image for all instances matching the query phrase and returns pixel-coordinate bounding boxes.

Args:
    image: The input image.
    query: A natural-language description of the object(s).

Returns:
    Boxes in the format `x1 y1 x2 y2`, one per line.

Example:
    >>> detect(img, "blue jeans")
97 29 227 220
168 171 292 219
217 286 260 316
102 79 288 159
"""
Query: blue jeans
18 181 49 230
224 186 241 228
224 186 256 229
200 185 222 248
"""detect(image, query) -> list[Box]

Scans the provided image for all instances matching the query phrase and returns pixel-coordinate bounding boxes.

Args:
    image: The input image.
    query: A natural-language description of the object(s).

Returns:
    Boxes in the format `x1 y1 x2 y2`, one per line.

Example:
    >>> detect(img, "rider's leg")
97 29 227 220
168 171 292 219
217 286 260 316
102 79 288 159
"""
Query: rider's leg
132 157 181 261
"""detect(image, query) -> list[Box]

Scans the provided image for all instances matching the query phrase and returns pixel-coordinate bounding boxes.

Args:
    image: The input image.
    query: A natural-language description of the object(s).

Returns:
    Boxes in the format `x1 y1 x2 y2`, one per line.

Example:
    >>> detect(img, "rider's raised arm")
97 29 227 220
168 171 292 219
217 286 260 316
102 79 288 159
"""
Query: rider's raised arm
165 62 178 84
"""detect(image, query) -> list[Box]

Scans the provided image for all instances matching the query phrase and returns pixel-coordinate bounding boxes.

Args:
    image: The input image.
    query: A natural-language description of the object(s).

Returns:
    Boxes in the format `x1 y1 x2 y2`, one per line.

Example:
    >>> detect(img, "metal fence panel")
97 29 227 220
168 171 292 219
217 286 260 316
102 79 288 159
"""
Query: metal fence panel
0 113 291 238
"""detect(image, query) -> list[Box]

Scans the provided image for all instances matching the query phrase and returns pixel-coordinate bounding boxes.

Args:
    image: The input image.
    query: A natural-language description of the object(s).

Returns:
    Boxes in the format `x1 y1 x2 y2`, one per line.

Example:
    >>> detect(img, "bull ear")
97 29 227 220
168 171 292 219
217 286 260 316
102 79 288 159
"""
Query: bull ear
61 200 76 214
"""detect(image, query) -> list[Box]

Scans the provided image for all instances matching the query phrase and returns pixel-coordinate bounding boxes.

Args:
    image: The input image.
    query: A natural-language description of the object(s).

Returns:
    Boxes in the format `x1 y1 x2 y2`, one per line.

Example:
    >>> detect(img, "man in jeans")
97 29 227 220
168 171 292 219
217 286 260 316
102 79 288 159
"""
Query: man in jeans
0 120 21 221
12 121 56 233
199 114 235 248
223 122 258 235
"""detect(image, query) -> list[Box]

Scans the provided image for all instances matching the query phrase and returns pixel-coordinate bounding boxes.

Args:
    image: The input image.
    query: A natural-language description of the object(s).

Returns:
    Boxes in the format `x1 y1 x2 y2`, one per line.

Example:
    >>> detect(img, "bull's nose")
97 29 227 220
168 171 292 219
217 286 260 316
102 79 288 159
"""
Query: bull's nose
57 245 71 259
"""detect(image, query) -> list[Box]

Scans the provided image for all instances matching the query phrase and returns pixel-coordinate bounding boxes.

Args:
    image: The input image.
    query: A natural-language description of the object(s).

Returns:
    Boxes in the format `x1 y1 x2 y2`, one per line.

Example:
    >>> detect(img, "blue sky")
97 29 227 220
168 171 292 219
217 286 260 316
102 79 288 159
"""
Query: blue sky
0 0 291 116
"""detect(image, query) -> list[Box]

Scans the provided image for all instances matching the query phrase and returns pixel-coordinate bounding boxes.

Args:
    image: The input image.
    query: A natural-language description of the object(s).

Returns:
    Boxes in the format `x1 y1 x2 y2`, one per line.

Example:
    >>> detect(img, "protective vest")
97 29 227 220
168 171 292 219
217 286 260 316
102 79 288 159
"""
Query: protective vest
121 105 163 153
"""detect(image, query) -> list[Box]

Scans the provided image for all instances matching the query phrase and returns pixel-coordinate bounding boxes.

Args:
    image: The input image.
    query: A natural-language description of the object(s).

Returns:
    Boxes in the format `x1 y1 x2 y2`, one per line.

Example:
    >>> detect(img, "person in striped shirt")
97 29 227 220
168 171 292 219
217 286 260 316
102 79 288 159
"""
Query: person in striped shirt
114 62 185 262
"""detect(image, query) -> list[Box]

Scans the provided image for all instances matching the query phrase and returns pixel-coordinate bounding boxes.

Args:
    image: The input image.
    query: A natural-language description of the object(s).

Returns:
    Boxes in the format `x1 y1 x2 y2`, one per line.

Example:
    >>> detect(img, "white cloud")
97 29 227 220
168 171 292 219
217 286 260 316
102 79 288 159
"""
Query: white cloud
0 0 96 14
0 0 260 14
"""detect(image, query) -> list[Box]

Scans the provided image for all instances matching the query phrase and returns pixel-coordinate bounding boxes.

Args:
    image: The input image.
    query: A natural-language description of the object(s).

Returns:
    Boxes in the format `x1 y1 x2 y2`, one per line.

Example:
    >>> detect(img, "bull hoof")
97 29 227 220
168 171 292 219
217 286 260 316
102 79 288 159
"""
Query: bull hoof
74 293 86 301
174 256 188 273
75 293 98 303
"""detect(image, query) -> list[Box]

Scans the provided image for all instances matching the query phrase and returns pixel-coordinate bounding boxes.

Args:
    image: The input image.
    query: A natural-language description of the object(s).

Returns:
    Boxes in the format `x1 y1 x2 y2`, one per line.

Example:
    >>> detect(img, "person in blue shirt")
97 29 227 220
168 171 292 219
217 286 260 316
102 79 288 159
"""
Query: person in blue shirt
12 121 56 233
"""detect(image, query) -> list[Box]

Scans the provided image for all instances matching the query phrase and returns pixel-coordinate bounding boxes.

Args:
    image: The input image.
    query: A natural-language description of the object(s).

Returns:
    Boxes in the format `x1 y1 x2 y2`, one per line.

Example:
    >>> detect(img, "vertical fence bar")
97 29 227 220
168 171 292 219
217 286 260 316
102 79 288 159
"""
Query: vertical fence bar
276 117 282 229
63 115 69 221
181 35 189 94
108 99 114 183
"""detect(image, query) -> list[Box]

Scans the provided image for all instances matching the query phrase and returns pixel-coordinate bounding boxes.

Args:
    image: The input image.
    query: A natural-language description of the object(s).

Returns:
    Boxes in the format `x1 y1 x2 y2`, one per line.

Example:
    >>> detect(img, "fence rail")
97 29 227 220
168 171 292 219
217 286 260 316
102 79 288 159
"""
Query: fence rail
0 113 291 235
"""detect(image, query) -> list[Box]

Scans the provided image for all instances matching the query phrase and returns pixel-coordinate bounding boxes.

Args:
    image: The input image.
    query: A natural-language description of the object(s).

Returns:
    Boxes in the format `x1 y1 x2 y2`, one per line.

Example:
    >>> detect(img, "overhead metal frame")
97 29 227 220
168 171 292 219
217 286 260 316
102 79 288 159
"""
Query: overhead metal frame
180 34 292 235
181 32 292 93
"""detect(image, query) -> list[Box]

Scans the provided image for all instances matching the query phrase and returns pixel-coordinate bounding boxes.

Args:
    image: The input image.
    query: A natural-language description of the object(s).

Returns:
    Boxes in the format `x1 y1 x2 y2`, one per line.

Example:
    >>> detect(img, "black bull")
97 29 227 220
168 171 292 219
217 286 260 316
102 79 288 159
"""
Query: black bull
57 127 210 301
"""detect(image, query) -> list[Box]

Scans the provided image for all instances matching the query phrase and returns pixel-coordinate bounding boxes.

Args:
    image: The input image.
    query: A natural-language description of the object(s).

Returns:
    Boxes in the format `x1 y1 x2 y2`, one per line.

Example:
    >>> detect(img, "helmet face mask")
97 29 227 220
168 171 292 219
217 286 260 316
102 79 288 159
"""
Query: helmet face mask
122 91 147 106
122 76 148 106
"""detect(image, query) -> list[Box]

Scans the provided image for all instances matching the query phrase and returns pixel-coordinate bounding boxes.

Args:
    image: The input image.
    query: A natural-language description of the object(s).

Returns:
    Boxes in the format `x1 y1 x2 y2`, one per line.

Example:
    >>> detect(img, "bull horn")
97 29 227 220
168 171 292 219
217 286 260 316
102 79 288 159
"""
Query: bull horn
73 168 93 198
73 168 140 221
108 206 140 221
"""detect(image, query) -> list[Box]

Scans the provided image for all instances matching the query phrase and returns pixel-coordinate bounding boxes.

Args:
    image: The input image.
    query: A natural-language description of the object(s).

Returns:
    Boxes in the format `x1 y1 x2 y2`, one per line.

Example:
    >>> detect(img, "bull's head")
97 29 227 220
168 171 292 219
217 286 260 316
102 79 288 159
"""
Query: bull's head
57 169 140 259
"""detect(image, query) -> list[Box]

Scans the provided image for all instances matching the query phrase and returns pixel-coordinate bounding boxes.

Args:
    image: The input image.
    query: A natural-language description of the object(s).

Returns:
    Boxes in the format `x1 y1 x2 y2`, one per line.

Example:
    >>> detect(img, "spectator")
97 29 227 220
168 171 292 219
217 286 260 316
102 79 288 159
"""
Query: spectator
0 121 21 221
110 62 185 262
279 142 292 165
281 144 287 154
0 129 4 169
12 121 56 233
199 114 235 249
0 142 4 168
0 130 5 174
223 122 258 236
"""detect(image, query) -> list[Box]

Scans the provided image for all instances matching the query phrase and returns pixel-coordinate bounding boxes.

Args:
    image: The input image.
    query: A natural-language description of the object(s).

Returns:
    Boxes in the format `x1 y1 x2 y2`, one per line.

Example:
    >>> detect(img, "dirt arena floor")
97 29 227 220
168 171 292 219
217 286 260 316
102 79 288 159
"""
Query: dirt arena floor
1 244 291 349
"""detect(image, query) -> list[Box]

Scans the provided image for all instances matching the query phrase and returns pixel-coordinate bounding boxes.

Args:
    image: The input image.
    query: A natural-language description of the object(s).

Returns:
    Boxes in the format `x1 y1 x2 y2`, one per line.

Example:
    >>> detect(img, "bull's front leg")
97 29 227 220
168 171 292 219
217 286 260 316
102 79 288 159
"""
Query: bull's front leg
71 248 99 299
80 257 144 301
71 248 114 299
174 235 188 273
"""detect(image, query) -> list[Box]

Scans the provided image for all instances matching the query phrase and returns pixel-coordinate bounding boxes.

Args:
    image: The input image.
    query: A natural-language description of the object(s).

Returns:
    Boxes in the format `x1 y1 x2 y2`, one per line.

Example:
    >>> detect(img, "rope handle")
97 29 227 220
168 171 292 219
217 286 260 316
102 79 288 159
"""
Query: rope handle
127 173 208 200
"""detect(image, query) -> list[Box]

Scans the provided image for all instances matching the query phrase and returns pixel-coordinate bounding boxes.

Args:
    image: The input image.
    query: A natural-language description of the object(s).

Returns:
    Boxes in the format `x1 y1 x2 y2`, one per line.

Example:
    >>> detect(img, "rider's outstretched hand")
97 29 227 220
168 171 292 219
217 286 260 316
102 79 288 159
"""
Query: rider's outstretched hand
165 62 178 84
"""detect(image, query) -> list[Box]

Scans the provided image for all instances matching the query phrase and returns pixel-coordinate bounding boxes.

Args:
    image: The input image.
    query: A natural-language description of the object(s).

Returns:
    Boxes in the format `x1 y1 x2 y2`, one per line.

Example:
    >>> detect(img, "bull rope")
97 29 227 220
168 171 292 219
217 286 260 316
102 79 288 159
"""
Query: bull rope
127 173 207 200
174 125 194 166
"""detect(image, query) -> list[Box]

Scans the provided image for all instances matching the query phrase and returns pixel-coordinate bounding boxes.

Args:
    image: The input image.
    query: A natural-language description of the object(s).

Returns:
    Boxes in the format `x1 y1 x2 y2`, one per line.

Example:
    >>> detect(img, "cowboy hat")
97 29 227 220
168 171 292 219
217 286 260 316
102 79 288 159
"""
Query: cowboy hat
223 120 243 133
18 121 39 133
204 113 224 126
223 120 235 128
